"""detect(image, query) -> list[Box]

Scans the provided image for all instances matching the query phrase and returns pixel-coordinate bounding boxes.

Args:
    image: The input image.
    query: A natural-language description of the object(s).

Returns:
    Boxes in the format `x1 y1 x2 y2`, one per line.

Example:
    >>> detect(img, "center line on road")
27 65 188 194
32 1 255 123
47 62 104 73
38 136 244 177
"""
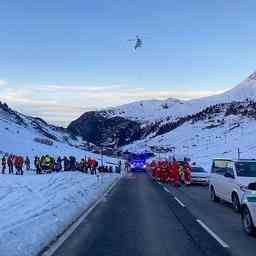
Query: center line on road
196 219 229 248
163 187 170 193
174 197 185 207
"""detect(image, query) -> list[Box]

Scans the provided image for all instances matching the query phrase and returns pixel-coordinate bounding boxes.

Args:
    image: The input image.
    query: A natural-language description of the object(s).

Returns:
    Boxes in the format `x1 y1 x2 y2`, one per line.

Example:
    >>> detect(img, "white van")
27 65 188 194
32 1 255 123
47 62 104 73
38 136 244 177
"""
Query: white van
209 159 256 212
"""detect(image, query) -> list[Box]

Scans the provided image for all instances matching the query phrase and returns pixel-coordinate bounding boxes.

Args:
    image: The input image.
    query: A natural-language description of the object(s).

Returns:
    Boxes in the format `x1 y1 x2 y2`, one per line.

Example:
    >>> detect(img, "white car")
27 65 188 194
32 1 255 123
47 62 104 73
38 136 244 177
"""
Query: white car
209 159 256 212
191 166 209 185
241 182 256 235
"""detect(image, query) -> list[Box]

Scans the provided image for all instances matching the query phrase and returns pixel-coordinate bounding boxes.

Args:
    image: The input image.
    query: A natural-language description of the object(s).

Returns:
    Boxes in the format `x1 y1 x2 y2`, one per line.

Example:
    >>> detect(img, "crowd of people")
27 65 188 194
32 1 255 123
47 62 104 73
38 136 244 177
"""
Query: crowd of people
1 154 121 175
149 158 192 187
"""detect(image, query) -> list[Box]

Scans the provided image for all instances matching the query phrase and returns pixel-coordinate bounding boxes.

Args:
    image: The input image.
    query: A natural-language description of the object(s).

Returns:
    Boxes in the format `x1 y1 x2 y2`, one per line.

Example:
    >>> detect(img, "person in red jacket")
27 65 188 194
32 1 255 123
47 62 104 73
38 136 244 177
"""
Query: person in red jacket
156 162 161 181
167 162 174 183
172 159 180 188
15 156 24 175
184 160 192 185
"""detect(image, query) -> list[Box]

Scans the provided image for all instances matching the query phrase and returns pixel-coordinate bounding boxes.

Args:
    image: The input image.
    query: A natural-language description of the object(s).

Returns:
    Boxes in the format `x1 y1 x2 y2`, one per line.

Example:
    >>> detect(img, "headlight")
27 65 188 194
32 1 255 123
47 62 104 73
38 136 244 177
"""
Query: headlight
130 164 135 168
143 164 146 168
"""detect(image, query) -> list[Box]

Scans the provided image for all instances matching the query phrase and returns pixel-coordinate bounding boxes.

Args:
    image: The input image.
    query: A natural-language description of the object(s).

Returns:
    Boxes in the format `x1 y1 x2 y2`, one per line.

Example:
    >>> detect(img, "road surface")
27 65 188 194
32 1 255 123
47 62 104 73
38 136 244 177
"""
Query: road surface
166 184 256 256
51 173 231 256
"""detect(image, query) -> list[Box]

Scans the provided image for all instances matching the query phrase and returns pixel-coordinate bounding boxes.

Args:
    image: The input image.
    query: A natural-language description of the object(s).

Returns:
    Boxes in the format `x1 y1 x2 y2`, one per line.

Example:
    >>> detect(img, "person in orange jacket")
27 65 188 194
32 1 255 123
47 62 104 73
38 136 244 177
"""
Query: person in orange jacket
172 158 180 188
161 161 168 183
156 162 161 181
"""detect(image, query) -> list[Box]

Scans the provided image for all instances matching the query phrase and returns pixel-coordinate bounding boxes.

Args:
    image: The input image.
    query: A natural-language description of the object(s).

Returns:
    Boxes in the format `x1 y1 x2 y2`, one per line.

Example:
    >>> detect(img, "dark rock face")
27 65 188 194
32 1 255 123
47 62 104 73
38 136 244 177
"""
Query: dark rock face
67 111 141 146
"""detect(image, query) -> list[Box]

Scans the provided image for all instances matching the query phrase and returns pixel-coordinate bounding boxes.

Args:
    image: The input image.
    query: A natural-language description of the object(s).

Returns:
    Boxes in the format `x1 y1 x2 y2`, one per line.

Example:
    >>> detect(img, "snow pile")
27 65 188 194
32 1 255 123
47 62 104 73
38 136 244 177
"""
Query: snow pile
0 172 119 256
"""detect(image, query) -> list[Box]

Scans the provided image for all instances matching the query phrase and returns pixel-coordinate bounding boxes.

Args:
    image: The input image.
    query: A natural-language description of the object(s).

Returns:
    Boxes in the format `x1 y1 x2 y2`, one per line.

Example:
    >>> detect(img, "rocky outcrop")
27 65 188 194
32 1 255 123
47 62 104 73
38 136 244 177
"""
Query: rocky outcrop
67 111 141 147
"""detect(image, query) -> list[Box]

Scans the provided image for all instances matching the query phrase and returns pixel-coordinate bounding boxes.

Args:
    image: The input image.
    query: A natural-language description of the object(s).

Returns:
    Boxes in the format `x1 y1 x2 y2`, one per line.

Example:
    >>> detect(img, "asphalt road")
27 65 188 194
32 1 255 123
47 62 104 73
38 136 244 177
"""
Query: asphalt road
166 183 256 256
51 172 232 256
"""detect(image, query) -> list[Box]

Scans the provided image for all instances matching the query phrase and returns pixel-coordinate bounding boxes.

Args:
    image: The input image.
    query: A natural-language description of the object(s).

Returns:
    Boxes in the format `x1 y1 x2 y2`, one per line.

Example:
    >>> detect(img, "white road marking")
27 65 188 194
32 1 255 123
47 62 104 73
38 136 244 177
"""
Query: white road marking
157 181 162 185
163 187 170 193
174 197 185 207
41 178 120 256
196 219 229 248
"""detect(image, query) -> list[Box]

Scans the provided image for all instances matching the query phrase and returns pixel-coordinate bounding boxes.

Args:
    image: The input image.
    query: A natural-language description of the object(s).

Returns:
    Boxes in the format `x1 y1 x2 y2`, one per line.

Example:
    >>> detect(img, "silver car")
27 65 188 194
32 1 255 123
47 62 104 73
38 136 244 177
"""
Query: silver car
191 166 209 185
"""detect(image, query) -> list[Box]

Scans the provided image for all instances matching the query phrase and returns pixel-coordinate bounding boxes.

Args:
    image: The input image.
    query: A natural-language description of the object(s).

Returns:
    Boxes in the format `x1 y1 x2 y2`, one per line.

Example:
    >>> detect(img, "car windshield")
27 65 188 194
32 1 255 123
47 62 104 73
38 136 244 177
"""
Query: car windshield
191 167 206 173
235 162 256 177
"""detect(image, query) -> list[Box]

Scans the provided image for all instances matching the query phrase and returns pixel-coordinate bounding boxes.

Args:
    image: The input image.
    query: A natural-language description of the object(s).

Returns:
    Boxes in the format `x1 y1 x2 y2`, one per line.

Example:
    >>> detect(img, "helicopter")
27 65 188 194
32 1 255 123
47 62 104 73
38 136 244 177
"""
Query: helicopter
128 35 143 50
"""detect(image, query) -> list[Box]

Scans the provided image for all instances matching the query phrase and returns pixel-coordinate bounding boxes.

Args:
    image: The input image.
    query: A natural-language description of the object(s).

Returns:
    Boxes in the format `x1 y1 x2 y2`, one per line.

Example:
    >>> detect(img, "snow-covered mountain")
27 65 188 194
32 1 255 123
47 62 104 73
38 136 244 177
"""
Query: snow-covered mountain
68 71 256 147
103 71 256 123
0 101 104 160
122 101 256 170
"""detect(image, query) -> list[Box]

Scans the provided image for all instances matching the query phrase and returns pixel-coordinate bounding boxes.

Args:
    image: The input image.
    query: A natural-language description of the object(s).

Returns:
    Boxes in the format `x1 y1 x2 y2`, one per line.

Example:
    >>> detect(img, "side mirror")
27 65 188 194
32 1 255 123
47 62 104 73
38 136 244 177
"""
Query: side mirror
224 172 234 179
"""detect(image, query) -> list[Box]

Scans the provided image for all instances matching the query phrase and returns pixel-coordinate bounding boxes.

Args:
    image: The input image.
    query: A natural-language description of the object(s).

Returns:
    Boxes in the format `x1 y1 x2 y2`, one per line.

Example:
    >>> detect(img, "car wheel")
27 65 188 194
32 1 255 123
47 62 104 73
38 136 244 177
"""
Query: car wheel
210 186 220 202
232 193 241 213
242 206 256 236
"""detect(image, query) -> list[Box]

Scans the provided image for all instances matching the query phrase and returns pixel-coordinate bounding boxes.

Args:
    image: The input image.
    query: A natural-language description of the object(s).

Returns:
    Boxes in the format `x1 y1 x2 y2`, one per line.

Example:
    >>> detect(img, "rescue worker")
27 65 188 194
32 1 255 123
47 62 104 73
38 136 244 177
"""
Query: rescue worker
184 160 192 185
150 161 157 179
34 156 41 174
2 155 6 174
25 156 30 171
90 159 97 175
84 159 89 173
78 158 85 172
15 156 24 175
69 156 76 171
87 158 92 172
156 161 161 181
172 159 180 188
55 156 62 172
63 156 70 171
179 163 184 183
7 155 14 174
167 161 174 183
124 161 129 173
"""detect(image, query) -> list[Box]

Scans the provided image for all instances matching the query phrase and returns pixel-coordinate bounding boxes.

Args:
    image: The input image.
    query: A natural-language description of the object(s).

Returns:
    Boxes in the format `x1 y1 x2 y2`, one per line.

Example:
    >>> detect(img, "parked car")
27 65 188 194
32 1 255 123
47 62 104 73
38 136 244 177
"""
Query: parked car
209 159 256 212
191 166 209 185
241 182 256 236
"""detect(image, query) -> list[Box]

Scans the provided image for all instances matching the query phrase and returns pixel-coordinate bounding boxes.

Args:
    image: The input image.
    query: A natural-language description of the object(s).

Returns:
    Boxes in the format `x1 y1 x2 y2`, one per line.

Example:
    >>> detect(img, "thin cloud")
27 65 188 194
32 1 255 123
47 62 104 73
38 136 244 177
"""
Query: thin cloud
34 84 125 93
0 80 7 87
0 83 230 125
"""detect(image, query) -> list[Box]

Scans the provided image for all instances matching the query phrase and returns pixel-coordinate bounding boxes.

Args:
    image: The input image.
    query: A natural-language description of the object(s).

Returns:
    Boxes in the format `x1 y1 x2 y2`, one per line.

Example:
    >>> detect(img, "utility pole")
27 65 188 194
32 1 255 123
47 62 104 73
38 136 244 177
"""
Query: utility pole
101 145 104 167
237 148 241 160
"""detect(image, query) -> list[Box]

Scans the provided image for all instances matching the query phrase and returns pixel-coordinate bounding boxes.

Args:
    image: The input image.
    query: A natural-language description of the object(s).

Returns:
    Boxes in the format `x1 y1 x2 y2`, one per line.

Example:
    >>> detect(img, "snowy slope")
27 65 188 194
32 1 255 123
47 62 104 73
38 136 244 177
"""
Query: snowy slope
0 172 119 256
102 71 256 124
0 102 109 161
122 102 256 171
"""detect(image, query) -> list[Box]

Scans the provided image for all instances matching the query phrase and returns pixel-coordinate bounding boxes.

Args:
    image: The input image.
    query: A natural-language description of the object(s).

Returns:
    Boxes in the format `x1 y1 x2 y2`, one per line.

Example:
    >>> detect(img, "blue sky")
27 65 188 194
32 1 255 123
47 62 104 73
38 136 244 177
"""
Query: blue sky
1 1 256 125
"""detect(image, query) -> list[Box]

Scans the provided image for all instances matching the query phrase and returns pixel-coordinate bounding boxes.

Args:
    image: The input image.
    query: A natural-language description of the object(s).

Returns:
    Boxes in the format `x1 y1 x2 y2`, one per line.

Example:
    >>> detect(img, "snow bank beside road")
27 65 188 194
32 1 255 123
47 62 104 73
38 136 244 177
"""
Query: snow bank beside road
0 172 119 256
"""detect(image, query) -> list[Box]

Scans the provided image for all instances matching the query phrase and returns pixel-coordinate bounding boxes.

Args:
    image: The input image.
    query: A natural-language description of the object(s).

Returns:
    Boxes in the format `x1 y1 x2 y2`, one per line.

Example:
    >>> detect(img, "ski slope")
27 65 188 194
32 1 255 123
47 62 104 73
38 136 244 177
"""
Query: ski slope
0 172 119 256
